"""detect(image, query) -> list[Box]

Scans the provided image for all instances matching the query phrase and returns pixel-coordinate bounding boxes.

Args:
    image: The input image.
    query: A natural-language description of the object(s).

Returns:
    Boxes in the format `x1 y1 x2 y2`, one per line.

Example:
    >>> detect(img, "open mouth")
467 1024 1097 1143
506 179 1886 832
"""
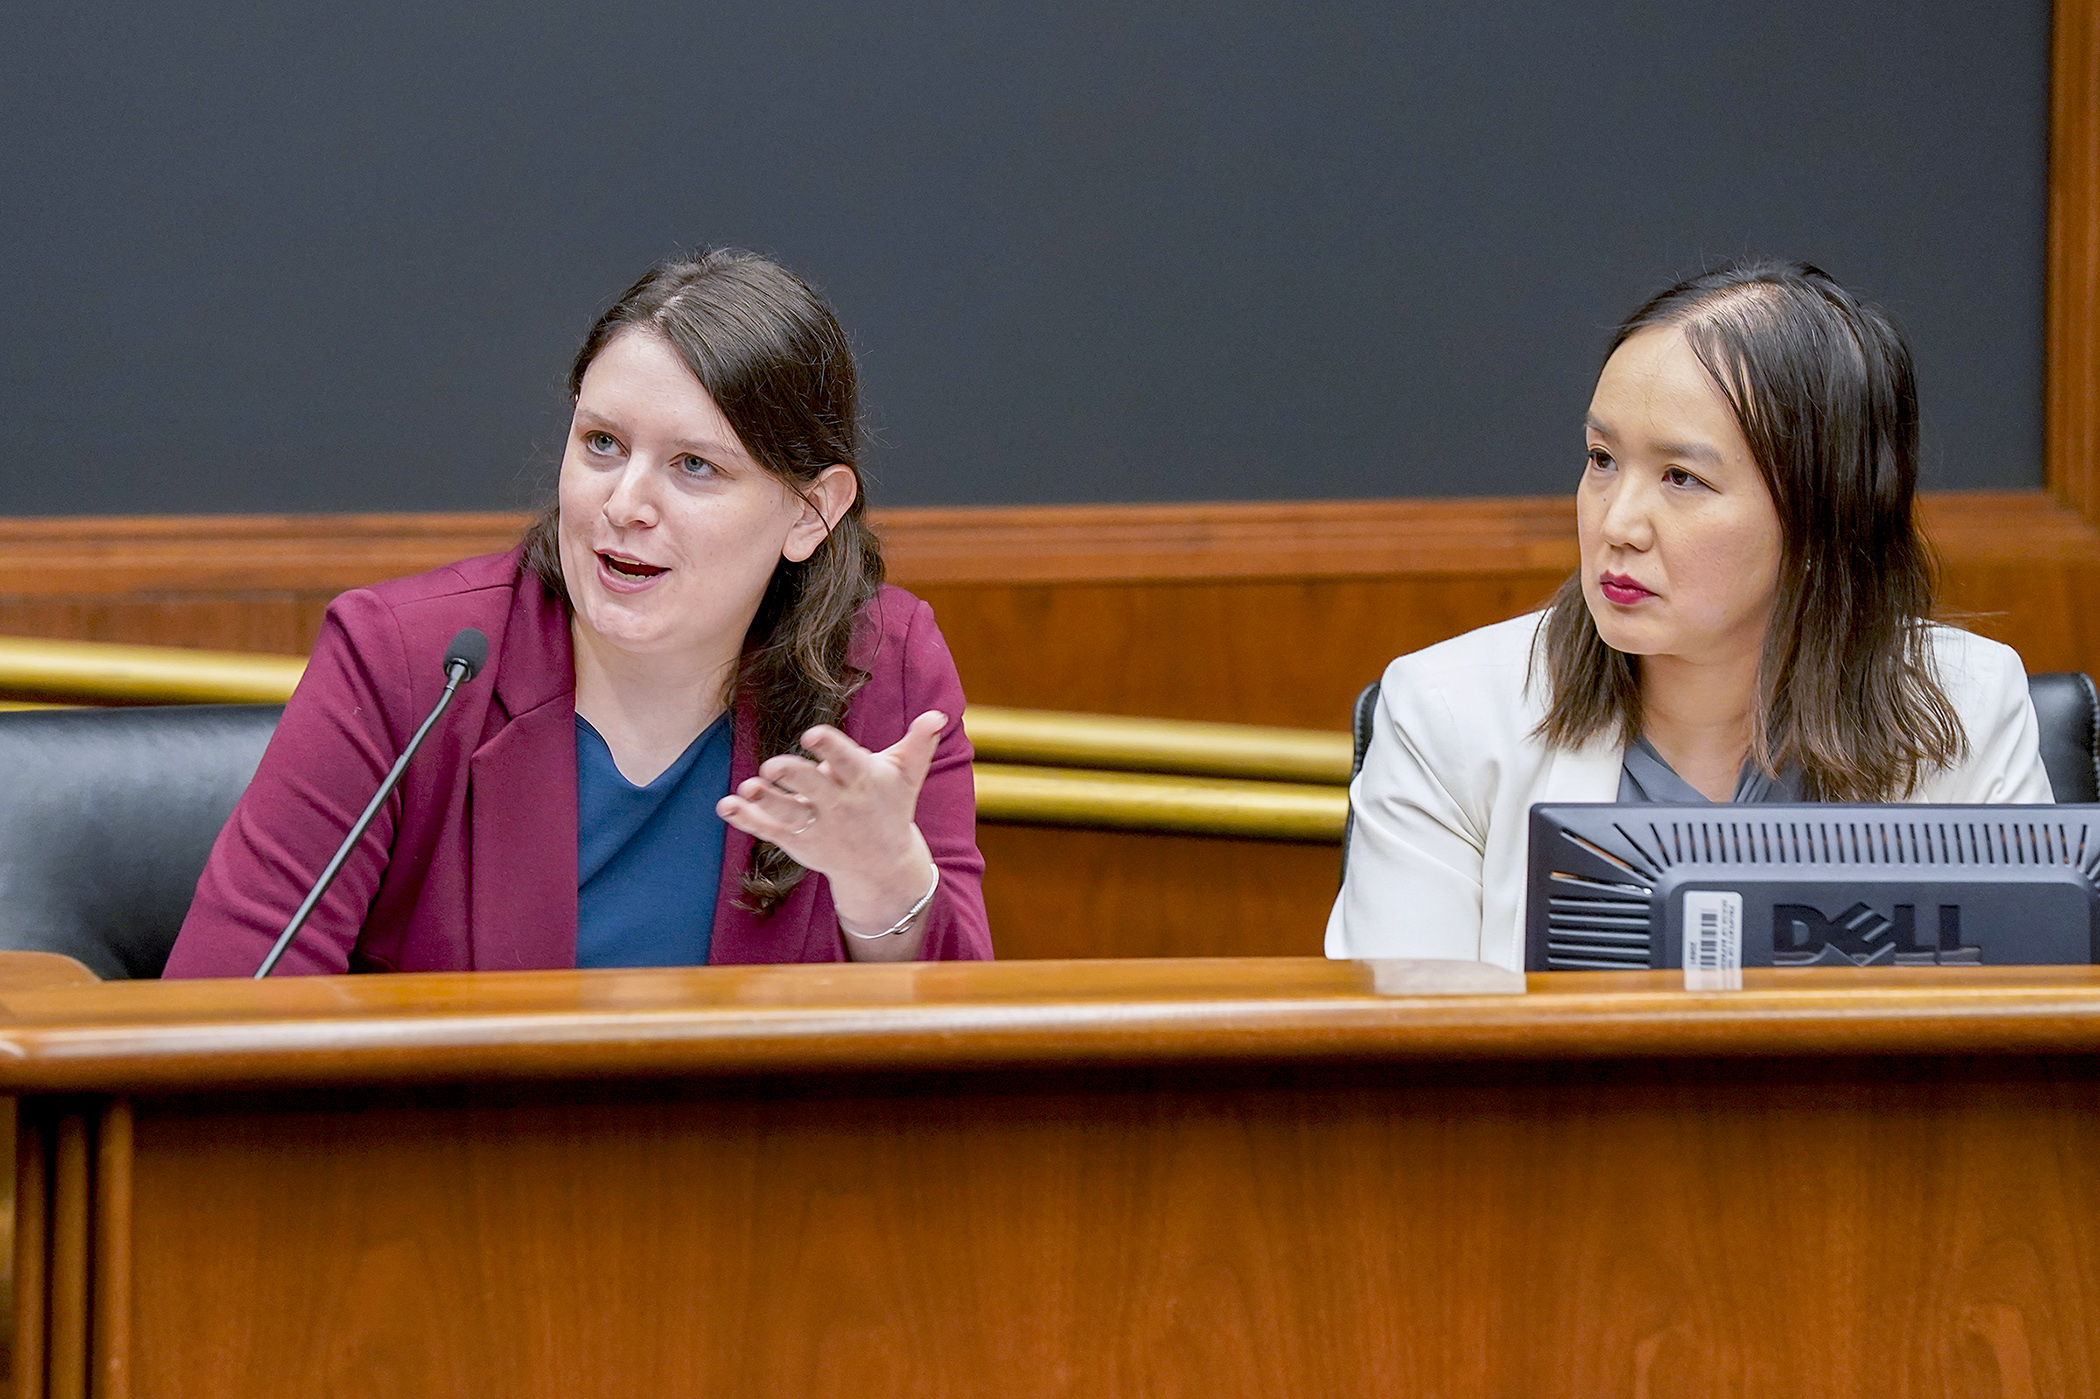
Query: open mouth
599 552 667 581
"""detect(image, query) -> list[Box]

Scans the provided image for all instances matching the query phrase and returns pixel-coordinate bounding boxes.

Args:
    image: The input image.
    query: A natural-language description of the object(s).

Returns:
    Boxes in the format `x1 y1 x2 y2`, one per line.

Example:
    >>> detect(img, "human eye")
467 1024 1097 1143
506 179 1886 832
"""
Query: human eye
1584 446 1615 473
1662 465 1711 491
581 430 621 457
675 454 718 478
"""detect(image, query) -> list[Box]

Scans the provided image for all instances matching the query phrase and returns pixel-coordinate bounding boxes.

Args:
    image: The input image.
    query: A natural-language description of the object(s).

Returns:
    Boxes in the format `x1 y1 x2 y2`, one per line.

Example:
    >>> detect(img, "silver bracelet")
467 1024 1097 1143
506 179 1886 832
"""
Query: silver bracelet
843 863 941 940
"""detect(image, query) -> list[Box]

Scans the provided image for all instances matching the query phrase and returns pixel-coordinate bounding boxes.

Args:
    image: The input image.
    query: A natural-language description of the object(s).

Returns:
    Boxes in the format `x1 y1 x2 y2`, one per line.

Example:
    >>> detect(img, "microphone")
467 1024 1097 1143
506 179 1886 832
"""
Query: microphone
254 628 490 978
444 627 489 683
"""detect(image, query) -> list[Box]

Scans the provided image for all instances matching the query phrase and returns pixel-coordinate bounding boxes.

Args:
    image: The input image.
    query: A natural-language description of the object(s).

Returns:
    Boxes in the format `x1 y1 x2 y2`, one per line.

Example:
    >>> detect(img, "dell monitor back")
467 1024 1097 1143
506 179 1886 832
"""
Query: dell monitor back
1525 804 2100 971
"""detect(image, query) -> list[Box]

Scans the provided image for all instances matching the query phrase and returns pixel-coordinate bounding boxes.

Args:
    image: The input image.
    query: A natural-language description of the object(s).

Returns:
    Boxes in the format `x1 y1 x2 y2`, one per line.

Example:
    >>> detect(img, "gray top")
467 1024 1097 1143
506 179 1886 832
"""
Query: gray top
1618 735 1806 805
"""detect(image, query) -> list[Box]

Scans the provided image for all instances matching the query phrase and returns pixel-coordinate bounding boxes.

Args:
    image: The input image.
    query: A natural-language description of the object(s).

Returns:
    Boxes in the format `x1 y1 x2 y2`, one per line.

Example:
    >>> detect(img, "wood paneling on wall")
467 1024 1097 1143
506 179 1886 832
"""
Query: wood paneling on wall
2050 0 2100 522
978 825 1340 958
0 490 2092 727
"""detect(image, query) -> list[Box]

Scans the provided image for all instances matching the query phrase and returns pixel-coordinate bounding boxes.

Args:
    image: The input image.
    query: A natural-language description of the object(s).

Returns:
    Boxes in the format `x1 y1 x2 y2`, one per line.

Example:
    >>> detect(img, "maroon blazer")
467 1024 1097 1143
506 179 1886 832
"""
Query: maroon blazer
163 549 992 976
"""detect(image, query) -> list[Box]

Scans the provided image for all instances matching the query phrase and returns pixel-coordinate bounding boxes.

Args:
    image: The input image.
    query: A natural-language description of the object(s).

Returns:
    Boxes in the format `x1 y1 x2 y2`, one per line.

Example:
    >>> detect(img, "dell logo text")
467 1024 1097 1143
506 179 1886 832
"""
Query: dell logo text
1770 903 1981 967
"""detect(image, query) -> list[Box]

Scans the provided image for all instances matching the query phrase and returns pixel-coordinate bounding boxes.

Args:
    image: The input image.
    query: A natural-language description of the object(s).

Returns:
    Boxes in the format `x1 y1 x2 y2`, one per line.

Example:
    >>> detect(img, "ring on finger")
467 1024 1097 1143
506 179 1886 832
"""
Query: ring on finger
786 793 818 838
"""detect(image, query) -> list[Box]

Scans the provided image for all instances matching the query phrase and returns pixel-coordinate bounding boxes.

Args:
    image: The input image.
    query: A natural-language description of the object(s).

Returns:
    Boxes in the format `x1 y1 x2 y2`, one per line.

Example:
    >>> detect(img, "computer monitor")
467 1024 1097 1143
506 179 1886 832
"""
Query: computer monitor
1525 804 2100 972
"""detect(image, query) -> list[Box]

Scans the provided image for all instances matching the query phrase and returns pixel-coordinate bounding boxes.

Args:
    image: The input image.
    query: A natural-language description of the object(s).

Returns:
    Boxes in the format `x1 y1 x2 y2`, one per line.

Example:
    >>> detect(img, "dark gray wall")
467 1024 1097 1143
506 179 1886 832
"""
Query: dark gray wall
0 1 2048 515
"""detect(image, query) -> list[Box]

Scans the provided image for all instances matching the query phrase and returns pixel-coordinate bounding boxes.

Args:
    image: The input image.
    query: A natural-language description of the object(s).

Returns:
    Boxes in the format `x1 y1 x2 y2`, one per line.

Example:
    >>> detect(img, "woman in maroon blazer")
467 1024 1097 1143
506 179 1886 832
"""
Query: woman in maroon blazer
165 252 992 975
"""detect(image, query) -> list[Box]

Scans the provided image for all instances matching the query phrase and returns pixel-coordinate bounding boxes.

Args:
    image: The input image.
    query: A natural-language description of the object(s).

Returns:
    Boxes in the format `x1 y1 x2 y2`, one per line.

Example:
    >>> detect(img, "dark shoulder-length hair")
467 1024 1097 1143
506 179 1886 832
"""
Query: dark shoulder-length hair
1534 256 1964 800
522 249 884 914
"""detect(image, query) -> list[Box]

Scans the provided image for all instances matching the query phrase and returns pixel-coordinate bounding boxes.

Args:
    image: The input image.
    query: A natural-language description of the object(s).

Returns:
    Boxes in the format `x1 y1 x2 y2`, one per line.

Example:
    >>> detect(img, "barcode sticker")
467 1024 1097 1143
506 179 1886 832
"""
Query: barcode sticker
1683 890 1743 991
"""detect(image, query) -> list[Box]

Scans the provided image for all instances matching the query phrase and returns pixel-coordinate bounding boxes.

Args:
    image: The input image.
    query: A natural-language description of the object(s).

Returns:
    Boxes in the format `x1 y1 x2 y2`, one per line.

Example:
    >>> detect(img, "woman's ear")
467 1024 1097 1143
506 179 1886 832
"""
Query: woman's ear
781 465 860 563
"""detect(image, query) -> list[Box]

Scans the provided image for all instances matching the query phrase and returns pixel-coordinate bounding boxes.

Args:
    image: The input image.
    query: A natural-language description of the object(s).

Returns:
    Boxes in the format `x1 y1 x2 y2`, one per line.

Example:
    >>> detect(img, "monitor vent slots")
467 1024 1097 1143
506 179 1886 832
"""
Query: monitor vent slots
1621 819 2100 874
1543 871 1656 970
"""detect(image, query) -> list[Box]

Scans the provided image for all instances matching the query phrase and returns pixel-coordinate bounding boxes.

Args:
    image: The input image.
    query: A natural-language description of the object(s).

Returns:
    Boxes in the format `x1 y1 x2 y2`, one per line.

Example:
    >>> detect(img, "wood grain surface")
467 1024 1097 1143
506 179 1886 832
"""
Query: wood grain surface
44 1114 87 1399
11 1109 43 1399
0 490 2084 600
96 1058 2100 1398
0 492 2091 727
979 825 1336 959
76 1024 2100 1396
91 1101 130 1399
2 962 2100 1094
2050 0 2100 523
0 958 95 995
5 962 2100 1394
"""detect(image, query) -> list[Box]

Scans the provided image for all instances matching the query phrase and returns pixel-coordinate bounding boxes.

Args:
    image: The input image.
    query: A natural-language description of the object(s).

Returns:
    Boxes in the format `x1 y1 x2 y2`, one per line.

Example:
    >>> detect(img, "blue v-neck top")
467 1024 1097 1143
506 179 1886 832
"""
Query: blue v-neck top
574 712 734 968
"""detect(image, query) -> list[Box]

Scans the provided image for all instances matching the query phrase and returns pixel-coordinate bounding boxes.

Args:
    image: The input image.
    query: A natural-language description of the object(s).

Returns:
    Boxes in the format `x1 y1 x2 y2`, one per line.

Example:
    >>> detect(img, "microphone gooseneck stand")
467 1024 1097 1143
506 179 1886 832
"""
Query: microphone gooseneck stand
254 628 488 978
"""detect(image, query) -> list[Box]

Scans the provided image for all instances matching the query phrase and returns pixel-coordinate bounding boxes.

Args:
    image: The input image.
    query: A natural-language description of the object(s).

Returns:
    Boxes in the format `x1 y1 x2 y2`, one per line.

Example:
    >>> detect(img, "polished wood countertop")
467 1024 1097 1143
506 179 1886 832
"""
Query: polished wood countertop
0 957 2098 1093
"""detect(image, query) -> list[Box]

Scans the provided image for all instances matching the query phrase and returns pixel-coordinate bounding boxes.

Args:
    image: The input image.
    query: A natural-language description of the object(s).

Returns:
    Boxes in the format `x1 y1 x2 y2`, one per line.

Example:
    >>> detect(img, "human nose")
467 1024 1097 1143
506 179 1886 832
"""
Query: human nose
601 459 660 529
1596 471 1655 552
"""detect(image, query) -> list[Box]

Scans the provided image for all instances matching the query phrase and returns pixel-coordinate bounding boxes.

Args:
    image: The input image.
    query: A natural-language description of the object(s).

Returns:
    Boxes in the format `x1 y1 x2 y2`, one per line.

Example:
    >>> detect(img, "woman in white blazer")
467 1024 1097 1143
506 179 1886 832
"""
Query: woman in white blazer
1329 258 2052 971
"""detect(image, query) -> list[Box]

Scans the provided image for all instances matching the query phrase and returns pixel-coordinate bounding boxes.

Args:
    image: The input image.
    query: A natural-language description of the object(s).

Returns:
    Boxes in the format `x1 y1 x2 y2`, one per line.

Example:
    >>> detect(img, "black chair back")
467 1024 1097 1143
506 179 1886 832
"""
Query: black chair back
0 704 281 979
1349 681 1380 788
1351 681 1382 778
1338 681 1382 882
2028 672 2099 803
1342 672 2100 877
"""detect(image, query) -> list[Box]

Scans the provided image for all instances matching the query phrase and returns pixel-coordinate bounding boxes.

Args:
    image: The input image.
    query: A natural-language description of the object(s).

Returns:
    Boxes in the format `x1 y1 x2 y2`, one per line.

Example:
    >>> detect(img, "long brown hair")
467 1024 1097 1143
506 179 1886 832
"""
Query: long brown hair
522 250 884 913
1534 257 1964 800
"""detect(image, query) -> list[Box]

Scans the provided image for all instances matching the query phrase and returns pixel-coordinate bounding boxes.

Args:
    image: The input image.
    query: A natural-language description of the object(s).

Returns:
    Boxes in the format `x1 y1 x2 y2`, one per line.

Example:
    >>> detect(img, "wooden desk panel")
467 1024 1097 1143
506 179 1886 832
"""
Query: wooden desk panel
10 960 2100 1397
102 1061 2100 1396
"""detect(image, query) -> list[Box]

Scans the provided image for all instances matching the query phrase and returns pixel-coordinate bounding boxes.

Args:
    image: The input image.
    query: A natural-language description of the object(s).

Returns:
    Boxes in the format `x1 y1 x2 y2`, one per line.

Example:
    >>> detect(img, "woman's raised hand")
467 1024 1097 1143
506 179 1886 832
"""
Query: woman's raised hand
716 710 949 952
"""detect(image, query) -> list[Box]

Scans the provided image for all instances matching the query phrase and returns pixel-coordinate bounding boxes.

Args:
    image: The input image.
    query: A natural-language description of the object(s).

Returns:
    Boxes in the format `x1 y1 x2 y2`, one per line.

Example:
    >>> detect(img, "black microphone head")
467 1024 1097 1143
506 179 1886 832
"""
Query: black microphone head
443 627 490 682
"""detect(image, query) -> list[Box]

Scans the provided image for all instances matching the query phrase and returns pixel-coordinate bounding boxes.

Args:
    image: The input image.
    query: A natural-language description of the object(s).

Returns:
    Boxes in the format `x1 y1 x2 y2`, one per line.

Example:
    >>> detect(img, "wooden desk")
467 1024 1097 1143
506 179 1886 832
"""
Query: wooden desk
5 957 2100 1397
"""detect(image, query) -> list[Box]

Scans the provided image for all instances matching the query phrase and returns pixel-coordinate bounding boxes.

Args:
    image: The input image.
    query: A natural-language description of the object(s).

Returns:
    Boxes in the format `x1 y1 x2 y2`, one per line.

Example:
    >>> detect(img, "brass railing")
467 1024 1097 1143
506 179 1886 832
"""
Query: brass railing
962 706 1350 784
0 636 306 705
0 636 1353 841
972 766 1344 840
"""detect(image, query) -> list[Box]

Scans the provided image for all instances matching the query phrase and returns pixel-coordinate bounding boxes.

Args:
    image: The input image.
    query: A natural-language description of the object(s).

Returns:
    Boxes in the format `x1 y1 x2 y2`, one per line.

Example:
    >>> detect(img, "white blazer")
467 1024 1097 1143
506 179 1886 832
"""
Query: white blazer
1326 613 2055 971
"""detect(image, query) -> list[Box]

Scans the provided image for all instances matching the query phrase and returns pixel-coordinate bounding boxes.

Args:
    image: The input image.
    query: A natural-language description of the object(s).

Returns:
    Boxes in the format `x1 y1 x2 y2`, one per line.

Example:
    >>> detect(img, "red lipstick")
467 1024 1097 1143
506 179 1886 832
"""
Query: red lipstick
1597 572 1656 606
